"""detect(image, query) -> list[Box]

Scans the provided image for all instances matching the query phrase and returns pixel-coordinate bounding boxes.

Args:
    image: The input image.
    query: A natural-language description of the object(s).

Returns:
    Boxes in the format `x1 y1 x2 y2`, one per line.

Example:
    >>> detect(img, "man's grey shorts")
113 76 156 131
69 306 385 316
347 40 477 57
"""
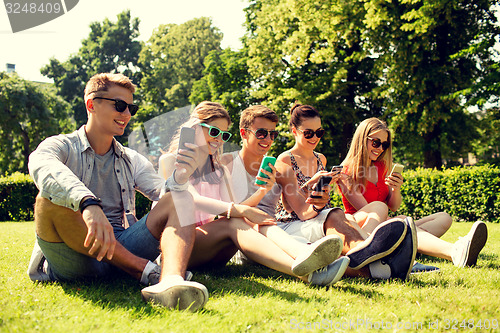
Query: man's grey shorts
37 214 159 281
277 208 342 243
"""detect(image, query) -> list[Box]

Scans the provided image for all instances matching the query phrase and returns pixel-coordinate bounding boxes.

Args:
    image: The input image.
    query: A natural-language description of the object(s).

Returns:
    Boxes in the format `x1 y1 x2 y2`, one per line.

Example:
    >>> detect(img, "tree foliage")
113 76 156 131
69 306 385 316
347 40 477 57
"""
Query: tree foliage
364 0 499 168
242 0 500 167
41 10 141 128
189 48 256 144
137 17 223 124
243 0 386 164
0 73 74 175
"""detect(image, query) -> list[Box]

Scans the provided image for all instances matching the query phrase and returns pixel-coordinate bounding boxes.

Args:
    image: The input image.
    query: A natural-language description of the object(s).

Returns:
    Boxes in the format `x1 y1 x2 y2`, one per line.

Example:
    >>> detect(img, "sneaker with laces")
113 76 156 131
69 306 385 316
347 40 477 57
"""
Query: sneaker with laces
292 234 343 276
141 276 209 311
346 218 407 270
308 256 350 286
451 221 488 267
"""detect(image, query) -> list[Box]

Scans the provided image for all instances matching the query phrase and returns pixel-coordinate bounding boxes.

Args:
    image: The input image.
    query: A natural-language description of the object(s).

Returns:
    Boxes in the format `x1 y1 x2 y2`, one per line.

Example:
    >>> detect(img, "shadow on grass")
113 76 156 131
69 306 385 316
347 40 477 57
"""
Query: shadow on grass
54 263 313 315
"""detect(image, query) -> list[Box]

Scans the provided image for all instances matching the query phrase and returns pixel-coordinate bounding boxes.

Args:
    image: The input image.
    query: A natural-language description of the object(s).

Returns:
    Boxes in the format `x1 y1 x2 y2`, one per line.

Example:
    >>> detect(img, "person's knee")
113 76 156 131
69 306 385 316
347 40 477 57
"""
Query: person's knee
438 212 453 231
325 209 346 229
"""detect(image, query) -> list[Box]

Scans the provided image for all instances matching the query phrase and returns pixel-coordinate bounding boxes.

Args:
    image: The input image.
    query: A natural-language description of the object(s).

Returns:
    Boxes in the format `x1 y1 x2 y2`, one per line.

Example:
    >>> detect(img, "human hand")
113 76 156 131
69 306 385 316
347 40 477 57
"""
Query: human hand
81 205 116 261
305 184 331 208
385 172 403 191
339 173 354 192
174 143 208 184
300 171 333 199
255 163 277 192
241 205 277 225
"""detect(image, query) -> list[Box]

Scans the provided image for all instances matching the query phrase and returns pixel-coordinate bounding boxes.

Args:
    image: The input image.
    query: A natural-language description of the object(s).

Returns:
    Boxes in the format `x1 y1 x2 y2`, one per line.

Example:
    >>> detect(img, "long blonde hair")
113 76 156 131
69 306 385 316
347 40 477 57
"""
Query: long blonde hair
342 118 392 186
167 101 231 184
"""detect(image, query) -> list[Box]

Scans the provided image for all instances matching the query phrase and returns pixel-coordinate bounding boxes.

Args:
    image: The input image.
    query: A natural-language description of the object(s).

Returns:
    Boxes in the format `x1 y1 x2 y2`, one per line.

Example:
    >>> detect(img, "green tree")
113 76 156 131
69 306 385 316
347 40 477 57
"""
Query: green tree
190 48 256 143
0 73 74 175
243 0 499 167
473 107 500 164
41 10 142 128
137 17 223 123
363 0 499 168
243 0 383 164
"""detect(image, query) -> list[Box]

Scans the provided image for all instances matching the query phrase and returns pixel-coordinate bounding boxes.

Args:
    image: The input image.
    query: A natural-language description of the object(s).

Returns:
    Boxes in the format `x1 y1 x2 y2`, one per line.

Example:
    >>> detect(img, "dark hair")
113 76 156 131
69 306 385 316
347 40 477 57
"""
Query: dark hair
289 102 320 128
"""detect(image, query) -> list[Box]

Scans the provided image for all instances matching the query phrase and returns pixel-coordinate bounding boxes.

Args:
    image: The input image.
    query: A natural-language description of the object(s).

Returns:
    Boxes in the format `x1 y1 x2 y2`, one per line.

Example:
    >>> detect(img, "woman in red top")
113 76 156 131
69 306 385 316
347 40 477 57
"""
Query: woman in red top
338 118 488 268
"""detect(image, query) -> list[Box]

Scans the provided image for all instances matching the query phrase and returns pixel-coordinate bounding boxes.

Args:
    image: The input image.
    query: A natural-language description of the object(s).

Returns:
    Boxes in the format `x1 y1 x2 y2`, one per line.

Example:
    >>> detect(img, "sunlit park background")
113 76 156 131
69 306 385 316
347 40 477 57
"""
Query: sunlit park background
1 0 500 331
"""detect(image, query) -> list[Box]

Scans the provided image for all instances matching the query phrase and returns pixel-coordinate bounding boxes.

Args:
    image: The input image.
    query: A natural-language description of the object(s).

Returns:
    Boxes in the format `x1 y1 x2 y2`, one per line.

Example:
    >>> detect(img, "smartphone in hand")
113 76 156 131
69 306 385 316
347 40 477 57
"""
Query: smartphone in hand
310 175 333 198
178 127 195 151
256 156 277 185
331 165 343 175
390 163 404 176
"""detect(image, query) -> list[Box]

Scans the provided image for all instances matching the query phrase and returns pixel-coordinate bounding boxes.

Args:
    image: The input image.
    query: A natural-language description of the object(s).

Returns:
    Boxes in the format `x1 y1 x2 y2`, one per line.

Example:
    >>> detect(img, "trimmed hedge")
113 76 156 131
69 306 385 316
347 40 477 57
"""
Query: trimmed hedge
0 172 38 221
2 165 499 222
331 164 500 223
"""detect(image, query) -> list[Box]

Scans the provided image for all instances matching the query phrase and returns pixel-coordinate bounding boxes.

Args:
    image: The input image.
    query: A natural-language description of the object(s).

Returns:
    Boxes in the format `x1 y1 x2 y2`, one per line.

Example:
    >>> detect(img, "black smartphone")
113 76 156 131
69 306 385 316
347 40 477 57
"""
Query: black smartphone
331 165 343 174
310 175 333 198
178 127 195 151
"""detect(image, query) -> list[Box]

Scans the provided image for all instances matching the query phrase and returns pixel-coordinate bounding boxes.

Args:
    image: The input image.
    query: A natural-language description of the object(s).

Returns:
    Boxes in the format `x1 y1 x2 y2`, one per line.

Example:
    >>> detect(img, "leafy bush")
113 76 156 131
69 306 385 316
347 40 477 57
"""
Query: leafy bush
0 172 38 221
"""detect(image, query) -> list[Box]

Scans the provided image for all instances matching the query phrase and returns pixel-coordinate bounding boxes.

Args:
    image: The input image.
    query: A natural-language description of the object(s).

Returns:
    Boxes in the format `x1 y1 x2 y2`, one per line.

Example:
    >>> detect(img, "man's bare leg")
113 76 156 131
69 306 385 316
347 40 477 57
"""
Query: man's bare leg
145 192 196 280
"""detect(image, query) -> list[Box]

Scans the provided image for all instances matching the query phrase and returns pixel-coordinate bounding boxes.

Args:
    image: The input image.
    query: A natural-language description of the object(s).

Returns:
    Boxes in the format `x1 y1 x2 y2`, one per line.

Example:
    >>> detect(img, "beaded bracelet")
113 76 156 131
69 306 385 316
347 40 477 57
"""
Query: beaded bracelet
227 202 234 219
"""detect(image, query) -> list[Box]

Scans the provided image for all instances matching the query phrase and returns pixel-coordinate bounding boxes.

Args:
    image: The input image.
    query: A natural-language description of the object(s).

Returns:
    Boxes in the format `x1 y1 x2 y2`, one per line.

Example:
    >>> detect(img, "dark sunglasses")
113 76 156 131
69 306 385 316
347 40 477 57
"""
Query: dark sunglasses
368 137 390 150
200 123 232 142
297 128 325 139
246 128 279 140
93 97 139 116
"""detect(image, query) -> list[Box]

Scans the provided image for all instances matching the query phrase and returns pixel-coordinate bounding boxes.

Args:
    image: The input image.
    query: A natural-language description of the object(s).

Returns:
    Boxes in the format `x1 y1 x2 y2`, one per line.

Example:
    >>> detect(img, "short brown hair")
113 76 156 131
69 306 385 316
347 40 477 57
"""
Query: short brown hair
84 73 136 100
239 105 278 129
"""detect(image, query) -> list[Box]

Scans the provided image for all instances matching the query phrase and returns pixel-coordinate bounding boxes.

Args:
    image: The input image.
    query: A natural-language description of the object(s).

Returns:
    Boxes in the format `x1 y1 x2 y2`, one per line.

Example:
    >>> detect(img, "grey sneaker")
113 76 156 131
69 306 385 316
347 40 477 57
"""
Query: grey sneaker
27 241 52 282
141 276 209 311
451 221 488 267
292 234 343 276
141 261 193 285
308 257 350 286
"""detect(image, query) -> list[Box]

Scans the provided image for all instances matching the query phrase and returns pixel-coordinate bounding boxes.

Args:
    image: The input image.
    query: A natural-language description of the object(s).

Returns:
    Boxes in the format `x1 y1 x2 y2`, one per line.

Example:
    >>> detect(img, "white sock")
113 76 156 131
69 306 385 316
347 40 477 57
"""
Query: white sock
140 261 158 285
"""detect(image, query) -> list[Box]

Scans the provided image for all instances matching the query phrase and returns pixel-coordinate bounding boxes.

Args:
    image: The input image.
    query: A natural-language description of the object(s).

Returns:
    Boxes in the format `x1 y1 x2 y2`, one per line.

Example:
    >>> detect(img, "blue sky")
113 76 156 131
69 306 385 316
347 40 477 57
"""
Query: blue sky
1 0 248 82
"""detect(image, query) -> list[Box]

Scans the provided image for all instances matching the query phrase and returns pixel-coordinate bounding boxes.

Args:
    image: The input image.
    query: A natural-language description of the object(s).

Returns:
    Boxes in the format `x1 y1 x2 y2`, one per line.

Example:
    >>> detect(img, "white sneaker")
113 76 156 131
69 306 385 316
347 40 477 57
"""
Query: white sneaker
141 276 209 311
292 234 343 276
308 257 350 286
451 221 488 267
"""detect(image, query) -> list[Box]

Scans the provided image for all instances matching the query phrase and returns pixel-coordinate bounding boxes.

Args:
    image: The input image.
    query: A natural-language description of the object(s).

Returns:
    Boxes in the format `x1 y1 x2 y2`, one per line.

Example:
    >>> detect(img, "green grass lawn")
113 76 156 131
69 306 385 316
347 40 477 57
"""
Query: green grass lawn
1 221 499 332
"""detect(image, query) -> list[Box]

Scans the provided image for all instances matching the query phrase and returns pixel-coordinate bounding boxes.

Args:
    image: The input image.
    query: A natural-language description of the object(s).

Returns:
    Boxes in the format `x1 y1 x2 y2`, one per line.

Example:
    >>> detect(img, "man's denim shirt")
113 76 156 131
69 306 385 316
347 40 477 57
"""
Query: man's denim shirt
28 126 186 227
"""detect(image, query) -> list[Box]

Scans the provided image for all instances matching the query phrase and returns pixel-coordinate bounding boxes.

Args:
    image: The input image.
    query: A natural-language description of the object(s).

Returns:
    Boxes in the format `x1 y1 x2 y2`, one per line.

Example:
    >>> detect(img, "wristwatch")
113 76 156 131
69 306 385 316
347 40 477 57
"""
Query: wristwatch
80 196 103 213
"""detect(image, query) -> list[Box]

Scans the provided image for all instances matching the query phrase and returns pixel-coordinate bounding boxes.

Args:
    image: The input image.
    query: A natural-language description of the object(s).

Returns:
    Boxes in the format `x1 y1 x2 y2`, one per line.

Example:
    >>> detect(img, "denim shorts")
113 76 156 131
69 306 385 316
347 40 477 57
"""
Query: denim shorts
37 214 160 282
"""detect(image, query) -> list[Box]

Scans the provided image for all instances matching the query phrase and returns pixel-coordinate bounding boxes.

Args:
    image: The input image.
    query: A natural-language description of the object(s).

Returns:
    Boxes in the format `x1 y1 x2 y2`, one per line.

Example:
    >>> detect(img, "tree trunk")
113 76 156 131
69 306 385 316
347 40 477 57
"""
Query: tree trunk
423 125 442 169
